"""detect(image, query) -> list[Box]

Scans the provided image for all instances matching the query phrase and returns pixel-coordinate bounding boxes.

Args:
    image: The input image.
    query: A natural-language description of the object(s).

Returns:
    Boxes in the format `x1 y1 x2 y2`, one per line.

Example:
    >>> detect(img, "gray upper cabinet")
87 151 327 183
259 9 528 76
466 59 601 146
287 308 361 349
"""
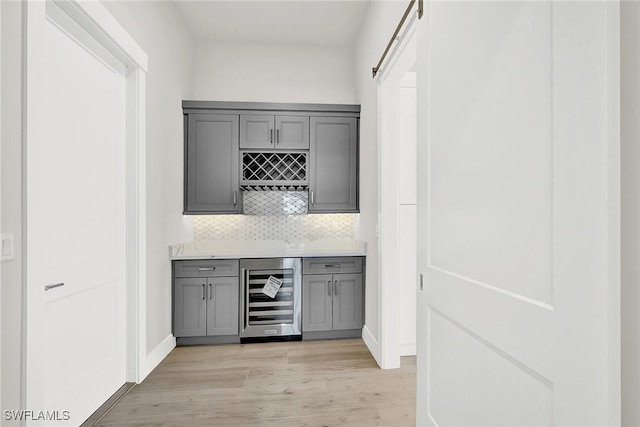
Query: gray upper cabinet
240 114 309 150
183 101 360 214
275 116 309 149
185 113 240 214
239 115 274 149
309 117 358 213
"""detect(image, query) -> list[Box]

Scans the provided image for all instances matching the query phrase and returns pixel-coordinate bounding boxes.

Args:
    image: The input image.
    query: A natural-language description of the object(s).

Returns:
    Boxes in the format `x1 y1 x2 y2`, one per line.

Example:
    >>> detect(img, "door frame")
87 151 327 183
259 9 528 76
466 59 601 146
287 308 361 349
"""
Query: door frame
376 12 418 369
0 0 3 411
22 0 149 408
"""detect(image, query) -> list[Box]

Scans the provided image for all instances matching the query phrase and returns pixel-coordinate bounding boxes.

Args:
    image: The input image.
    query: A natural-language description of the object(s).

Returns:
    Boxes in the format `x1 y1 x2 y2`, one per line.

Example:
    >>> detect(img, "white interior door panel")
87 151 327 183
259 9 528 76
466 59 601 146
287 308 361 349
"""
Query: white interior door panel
416 1 620 425
26 2 127 424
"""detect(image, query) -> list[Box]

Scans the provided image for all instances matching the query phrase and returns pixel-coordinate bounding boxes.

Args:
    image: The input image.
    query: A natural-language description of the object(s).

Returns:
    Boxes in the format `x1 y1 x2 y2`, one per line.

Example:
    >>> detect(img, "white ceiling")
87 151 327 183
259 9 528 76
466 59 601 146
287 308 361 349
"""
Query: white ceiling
172 0 371 47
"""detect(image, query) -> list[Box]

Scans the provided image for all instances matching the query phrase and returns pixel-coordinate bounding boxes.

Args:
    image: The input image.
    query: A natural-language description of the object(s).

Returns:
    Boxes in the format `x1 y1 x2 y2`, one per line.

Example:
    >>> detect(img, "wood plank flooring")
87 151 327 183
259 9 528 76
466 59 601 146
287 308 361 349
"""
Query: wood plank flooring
96 339 416 427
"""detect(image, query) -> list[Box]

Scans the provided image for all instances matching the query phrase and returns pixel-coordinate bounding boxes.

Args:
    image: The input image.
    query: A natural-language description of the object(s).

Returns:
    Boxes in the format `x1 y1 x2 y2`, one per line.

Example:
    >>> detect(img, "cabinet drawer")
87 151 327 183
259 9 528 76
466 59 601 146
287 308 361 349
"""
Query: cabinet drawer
303 257 362 275
174 260 239 278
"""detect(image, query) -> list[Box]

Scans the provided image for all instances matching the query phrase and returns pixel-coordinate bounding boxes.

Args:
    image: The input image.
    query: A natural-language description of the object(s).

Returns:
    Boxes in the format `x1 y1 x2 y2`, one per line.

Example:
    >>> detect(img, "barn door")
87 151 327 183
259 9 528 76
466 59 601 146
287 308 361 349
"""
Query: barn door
416 1 620 425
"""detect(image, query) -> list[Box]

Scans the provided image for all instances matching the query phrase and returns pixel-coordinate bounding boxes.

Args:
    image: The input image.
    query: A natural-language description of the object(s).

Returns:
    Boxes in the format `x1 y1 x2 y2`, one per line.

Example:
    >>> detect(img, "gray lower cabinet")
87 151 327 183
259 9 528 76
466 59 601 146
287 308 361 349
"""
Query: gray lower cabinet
302 274 333 332
184 113 240 214
174 278 207 337
240 114 309 150
302 257 364 339
173 260 240 344
332 274 363 330
309 116 358 213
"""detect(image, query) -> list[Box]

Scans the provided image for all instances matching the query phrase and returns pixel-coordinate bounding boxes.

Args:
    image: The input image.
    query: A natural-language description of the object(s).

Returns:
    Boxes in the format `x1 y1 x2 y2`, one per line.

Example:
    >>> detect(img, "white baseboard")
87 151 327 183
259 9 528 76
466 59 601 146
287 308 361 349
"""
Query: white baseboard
400 342 416 357
141 334 176 381
362 325 382 367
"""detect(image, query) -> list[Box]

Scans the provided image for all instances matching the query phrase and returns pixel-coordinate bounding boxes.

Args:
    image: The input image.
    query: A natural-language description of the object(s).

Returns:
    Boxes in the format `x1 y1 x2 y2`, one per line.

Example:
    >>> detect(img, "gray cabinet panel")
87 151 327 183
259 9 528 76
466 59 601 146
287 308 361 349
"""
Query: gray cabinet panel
240 115 274 149
302 274 333 332
206 277 239 336
241 115 309 150
173 259 240 339
303 257 363 275
309 117 358 212
186 114 240 213
185 103 360 214
332 274 363 330
174 278 207 337
276 116 309 149
174 260 239 278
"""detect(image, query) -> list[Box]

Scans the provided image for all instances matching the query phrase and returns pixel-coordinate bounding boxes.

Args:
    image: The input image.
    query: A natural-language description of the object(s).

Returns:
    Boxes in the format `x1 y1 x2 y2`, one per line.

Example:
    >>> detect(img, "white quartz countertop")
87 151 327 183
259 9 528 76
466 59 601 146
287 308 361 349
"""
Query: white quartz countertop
170 239 367 260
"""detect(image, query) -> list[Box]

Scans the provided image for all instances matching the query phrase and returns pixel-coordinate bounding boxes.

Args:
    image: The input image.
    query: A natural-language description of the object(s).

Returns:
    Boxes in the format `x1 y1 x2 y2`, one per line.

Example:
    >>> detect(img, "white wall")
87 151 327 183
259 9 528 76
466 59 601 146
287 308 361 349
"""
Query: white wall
191 40 355 104
621 2 640 425
101 1 194 360
353 1 408 362
1 1 24 422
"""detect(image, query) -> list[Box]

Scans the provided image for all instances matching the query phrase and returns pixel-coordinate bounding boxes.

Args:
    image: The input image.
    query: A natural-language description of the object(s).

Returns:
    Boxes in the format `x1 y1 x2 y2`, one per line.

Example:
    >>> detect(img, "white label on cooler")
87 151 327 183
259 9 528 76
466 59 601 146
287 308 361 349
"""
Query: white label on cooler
262 275 283 298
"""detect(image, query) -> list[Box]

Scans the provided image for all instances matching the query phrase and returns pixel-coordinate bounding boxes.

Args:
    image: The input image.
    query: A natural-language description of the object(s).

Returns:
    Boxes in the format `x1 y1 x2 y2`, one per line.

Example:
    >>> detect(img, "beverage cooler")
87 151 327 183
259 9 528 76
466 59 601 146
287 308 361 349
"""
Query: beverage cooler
239 258 302 341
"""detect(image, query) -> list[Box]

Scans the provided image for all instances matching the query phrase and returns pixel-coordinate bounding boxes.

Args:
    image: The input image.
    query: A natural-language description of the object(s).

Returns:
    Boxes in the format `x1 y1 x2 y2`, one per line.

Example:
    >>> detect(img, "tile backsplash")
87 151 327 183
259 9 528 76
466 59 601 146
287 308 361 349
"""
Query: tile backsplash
193 191 356 241
243 191 308 215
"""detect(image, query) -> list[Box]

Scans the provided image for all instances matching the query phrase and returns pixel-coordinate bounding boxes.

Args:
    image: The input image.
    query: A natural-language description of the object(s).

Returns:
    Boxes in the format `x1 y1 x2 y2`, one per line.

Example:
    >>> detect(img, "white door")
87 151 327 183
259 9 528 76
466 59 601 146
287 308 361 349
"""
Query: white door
25 2 128 425
416 1 620 426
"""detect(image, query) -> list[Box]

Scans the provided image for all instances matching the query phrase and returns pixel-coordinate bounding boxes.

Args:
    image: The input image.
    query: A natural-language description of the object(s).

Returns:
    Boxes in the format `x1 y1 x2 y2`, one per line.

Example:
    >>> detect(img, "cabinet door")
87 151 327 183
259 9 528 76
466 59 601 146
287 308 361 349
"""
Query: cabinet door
309 117 358 212
206 277 239 336
275 115 309 149
302 274 333 332
185 114 240 213
174 278 207 337
240 114 275 149
332 273 363 330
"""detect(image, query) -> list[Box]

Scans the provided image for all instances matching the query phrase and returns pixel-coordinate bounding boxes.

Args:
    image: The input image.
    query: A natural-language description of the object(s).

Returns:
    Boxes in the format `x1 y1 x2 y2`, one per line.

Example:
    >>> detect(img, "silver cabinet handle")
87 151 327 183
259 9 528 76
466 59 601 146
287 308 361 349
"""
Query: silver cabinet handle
202 284 206 300
45 282 64 291
328 280 332 296
270 129 274 144
310 191 314 205
233 191 238 206
419 273 424 291
198 267 215 271
334 280 338 295
242 268 250 329
209 283 212 300
324 264 340 269
276 128 280 145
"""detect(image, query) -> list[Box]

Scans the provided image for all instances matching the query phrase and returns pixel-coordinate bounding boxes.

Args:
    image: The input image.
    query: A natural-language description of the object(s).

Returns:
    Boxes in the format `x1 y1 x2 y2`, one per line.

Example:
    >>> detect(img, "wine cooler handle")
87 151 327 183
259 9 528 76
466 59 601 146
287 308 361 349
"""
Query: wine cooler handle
242 268 250 329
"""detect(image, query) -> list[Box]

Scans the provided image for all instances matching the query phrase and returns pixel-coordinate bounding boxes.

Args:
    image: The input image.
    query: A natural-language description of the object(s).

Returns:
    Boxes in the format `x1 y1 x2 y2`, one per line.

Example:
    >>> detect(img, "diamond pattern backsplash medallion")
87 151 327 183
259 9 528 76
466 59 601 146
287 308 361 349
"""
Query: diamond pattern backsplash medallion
243 191 308 215
193 192 356 241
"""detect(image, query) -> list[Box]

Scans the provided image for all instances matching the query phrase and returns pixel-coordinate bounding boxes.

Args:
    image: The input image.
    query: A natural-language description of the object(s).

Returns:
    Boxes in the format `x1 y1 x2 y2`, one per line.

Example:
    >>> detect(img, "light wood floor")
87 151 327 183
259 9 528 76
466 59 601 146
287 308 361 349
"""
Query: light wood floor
96 339 416 426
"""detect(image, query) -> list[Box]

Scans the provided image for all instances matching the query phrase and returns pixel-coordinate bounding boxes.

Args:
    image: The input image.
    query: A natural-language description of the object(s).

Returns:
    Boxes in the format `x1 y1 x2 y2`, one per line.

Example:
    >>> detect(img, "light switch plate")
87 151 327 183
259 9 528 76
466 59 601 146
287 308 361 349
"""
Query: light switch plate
1 233 14 261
